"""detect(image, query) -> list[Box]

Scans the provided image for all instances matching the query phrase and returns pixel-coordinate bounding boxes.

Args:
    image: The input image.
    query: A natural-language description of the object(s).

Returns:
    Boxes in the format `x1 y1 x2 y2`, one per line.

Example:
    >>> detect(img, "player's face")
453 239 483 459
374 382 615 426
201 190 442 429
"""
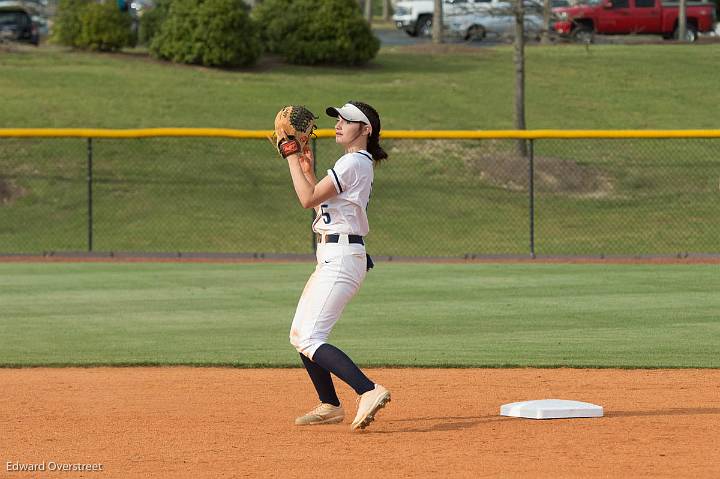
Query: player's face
335 118 369 146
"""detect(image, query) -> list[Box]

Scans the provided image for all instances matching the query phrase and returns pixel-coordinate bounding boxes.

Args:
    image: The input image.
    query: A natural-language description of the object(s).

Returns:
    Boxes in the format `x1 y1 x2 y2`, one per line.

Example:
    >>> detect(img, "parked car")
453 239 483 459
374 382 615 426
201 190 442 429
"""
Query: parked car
444 1 550 40
553 0 717 42
394 0 492 37
0 1 40 45
394 0 569 38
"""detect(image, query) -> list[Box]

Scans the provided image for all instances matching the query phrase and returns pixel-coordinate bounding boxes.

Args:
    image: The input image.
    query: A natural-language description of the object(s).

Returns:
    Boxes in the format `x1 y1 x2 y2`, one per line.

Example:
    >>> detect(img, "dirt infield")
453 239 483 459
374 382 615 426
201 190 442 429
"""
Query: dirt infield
2 368 719 478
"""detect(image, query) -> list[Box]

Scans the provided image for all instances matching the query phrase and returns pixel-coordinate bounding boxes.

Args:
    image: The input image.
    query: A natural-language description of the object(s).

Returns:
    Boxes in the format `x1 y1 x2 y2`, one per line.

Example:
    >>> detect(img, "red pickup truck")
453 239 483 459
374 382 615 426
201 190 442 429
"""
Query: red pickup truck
553 0 717 42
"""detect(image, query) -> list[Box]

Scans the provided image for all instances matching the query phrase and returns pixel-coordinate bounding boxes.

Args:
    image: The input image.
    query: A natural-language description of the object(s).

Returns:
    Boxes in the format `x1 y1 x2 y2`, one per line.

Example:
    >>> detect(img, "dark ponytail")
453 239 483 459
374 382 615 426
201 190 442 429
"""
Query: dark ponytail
349 101 388 163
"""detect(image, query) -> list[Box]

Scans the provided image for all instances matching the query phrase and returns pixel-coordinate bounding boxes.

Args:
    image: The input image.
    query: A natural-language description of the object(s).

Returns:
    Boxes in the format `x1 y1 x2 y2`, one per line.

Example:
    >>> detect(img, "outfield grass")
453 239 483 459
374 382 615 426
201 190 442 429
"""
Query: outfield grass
1 135 718 256
1 45 719 256
1 262 718 368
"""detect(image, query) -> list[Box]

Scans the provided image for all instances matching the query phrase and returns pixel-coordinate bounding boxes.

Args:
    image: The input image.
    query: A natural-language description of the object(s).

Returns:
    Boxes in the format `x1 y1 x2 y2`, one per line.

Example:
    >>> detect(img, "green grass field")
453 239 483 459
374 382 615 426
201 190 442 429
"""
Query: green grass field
2 44 719 129
1 262 718 368
1 44 719 256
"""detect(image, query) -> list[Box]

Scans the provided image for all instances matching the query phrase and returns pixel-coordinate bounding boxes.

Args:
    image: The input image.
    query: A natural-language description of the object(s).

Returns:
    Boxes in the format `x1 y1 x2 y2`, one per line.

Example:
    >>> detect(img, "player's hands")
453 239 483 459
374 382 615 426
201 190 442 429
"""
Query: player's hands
298 147 314 176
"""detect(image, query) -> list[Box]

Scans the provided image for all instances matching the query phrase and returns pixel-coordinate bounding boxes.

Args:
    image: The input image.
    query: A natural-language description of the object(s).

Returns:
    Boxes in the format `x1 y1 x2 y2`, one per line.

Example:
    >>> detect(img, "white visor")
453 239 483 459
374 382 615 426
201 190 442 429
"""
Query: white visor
326 103 371 125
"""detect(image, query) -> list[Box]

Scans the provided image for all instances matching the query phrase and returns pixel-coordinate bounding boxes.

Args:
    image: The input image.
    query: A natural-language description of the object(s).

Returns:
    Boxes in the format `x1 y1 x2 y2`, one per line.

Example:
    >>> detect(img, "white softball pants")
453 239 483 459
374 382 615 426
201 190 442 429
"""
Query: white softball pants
289 239 367 360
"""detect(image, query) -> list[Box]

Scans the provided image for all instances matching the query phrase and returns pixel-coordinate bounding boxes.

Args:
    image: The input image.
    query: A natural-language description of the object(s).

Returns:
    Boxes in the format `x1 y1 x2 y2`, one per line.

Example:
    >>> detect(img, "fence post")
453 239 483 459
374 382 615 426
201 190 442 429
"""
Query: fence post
87 138 93 252
311 137 317 254
528 139 535 258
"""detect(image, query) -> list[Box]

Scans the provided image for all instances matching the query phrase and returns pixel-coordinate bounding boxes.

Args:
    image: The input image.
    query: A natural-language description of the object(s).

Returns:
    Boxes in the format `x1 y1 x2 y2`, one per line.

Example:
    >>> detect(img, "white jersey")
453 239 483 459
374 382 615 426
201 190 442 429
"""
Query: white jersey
312 150 374 236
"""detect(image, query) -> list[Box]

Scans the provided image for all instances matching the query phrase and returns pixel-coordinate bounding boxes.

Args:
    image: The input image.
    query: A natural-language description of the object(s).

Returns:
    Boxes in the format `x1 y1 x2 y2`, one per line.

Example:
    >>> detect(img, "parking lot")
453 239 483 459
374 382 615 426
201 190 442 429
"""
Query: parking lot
375 23 513 47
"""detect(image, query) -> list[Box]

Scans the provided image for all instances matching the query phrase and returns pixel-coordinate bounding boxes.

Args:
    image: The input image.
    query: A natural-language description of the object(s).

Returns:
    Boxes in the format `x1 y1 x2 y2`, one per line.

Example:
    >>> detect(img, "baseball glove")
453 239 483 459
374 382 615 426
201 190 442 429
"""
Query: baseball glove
271 105 317 159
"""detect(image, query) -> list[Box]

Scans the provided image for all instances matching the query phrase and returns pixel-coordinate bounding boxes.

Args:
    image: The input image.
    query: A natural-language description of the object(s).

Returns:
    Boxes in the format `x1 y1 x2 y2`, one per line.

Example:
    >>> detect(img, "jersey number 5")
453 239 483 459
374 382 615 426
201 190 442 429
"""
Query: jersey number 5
320 204 331 224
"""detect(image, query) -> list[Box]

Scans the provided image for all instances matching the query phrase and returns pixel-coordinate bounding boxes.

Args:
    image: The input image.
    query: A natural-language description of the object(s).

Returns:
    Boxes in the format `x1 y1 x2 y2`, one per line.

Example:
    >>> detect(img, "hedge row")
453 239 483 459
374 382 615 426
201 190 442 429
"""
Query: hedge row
53 0 379 67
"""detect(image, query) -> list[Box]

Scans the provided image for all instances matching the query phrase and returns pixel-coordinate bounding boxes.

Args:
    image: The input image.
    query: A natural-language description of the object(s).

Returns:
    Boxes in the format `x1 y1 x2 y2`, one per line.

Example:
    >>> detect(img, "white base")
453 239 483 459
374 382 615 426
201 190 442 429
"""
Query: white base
500 399 603 420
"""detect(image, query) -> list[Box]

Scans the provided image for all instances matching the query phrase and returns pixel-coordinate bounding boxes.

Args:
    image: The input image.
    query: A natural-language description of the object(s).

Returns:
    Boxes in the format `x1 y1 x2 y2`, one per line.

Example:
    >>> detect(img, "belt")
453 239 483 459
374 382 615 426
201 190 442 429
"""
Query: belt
317 233 364 245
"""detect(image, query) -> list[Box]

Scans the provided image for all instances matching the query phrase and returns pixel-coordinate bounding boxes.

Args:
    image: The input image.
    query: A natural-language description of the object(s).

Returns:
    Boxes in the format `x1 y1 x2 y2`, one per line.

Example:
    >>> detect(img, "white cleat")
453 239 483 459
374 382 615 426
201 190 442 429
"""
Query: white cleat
351 384 391 431
295 403 344 426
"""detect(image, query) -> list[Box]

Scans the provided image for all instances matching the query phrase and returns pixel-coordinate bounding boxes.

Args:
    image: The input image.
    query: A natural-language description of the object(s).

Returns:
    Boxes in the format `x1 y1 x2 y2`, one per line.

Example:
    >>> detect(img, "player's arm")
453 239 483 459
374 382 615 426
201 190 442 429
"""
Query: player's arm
286 153 337 209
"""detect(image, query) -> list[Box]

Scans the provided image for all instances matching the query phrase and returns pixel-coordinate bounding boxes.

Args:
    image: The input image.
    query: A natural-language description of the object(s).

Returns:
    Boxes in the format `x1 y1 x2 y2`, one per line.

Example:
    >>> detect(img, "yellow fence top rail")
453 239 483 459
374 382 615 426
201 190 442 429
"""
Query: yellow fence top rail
1 128 720 139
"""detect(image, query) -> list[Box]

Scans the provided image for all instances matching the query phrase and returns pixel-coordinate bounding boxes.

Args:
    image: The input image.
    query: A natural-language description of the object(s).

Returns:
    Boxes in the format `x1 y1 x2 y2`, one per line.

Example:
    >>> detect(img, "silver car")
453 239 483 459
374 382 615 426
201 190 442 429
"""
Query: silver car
444 1 551 41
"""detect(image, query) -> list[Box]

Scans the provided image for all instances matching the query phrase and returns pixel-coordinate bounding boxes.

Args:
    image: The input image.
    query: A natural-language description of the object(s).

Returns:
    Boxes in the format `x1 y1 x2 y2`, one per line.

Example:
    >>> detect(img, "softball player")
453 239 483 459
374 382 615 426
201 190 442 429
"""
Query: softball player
285 101 390 431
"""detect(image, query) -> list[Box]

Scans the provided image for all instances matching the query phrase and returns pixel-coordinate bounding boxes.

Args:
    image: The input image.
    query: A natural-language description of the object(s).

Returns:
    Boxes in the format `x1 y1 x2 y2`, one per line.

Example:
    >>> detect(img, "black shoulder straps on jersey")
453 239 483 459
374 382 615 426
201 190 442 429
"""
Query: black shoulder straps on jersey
356 151 373 161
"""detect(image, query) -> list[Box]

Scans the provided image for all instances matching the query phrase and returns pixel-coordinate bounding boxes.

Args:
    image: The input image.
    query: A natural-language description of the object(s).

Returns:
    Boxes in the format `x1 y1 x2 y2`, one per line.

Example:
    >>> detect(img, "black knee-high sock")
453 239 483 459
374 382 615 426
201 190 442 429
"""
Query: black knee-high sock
312 344 375 395
300 353 340 407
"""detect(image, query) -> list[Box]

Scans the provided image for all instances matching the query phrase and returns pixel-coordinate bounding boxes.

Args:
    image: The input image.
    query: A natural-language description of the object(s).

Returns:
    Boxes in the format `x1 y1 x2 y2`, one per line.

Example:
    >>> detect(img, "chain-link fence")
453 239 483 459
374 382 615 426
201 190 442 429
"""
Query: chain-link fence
1 130 718 258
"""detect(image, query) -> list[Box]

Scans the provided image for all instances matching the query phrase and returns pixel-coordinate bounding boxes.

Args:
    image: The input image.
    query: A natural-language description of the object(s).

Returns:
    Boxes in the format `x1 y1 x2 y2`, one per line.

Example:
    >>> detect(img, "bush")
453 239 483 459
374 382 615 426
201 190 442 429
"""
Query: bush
255 0 380 65
52 0 135 51
52 0 92 47
78 2 136 51
150 0 261 68
138 0 172 46
251 0 293 54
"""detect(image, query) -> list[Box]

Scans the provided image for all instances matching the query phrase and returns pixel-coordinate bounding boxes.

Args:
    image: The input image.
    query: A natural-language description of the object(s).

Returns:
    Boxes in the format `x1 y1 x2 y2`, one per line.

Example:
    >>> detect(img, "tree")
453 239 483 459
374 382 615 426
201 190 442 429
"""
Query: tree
432 0 443 44
513 0 527 157
541 0 551 44
678 0 687 41
383 0 392 20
